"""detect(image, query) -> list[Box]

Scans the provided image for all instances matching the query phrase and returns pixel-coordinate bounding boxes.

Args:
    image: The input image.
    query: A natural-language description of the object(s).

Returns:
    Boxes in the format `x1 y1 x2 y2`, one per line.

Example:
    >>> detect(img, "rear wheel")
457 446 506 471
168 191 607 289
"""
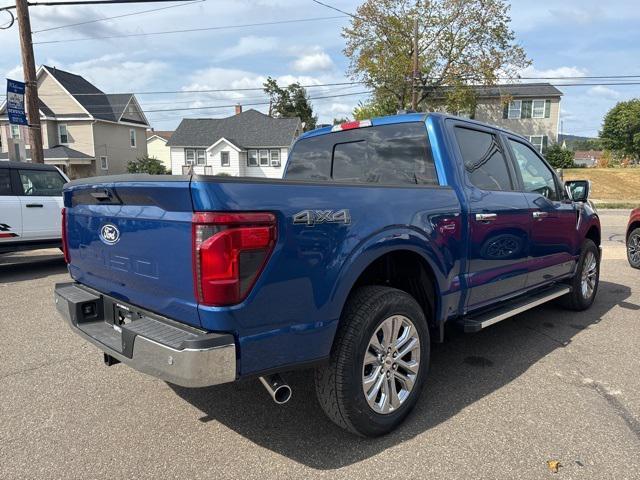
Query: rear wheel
627 228 640 269
315 286 430 437
561 239 600 311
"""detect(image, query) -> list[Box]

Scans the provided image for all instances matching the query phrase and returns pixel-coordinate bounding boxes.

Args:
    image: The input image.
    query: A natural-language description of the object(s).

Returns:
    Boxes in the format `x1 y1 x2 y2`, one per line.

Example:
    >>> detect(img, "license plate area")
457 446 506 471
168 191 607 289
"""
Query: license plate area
113 303 143 327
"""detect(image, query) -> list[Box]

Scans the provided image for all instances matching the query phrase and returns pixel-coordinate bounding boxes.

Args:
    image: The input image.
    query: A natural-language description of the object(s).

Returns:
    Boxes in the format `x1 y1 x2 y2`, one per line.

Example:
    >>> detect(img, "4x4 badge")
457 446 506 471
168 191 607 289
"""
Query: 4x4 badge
293 209 351 226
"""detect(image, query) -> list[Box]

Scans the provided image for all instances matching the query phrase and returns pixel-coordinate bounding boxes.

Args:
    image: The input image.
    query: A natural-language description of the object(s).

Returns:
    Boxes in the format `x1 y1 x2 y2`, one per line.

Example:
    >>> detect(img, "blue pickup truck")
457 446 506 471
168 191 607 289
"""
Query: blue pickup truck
55 113 601 436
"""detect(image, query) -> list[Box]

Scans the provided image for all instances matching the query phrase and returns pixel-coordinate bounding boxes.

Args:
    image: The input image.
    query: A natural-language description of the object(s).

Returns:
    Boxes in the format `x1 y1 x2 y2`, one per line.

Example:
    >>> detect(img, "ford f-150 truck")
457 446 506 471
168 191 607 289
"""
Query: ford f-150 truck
55 113 601 436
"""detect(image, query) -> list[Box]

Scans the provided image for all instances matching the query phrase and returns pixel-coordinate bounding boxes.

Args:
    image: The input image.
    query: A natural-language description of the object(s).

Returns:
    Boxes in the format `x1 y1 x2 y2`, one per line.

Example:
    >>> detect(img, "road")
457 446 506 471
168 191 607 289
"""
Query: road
1 210 638 479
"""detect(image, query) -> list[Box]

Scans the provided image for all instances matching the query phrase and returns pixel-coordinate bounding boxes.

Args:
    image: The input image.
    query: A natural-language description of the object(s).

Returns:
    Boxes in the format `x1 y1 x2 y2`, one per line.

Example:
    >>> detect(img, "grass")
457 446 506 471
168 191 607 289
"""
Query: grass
562 168 640 206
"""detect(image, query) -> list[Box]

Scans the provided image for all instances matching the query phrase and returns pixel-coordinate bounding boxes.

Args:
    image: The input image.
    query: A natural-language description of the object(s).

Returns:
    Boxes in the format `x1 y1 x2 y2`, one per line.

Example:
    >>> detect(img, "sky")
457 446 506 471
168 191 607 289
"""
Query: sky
0 0 639 136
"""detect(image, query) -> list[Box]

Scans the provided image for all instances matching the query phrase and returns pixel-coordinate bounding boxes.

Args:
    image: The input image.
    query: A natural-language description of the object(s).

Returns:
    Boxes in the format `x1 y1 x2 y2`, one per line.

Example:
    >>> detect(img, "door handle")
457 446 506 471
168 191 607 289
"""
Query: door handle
26 203 44 208
475 213 497 222
532 211 549 220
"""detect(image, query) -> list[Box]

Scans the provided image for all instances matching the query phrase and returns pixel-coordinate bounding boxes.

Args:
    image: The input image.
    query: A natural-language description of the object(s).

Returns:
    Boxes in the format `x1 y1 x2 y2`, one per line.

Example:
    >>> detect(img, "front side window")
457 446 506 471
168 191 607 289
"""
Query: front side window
247 150 258 166
11 125 20 139
18 169 65 196
508 100 522 119
454 126 513 191
100 156 108 170
259 149 269 166
286 122 438 185
220 151 230 167
129 129 136 148
270 149 280 167
58 124 69 144
509 139 559 200
532 100 546 118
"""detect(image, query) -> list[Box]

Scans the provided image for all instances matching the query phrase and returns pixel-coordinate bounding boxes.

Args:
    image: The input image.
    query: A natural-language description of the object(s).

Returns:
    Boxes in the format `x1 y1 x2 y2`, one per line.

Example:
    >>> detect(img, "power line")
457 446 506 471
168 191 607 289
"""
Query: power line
0 0 196 12
32 15 348 44
32 0 205 34
309 0 358 19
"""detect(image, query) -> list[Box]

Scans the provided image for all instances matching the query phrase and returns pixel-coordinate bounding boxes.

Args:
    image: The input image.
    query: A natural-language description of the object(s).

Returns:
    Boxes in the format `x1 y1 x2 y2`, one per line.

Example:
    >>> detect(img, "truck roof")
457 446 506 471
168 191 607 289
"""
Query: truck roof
0 161 61 171
300 112 528 142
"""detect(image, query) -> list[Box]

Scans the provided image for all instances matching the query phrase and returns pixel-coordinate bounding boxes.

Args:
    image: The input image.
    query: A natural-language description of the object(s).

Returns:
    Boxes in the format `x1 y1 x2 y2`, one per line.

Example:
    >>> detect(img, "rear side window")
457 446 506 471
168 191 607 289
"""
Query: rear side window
286 122 438 186
454 127 513 191
0 170 12 195
18 169 65 196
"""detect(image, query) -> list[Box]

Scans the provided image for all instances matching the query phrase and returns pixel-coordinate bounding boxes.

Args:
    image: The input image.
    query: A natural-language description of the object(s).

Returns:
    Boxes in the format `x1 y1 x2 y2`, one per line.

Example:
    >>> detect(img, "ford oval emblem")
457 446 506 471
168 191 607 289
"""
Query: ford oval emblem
100 224 120 245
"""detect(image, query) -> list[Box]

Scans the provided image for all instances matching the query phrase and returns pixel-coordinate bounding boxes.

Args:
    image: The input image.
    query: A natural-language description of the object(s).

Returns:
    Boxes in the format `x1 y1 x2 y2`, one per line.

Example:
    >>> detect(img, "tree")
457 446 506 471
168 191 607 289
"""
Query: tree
342 0 530 113
263 77 317 130
600 99 640 164
332 116 351 125
127 156 167 174
544 143 575 169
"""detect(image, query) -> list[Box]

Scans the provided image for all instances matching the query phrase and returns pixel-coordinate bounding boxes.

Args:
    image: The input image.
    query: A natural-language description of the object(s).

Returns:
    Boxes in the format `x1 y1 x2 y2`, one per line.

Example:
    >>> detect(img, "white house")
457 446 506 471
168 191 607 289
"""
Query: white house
167 107 302 177
146 130 173 171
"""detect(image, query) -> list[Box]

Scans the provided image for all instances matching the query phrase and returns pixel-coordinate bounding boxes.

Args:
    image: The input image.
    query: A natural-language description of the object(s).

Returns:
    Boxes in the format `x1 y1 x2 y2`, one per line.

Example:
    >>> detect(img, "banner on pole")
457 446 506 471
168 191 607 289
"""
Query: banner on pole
6 79 28 126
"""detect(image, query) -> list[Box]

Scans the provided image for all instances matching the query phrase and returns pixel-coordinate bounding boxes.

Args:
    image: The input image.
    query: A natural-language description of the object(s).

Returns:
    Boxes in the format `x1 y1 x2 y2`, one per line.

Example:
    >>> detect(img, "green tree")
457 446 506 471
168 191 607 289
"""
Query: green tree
332 116 351 125
343 0 530 113
263 77 317 130
600 99 640 164
127 156 167 174
544 144 575 169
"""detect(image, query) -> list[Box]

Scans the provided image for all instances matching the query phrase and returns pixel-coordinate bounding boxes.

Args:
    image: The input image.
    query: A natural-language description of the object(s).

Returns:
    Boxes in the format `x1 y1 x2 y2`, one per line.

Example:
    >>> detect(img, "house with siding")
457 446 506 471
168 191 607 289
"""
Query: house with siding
167 107 301 177
146 130 173 172
437 83 562 152
0 65 149 178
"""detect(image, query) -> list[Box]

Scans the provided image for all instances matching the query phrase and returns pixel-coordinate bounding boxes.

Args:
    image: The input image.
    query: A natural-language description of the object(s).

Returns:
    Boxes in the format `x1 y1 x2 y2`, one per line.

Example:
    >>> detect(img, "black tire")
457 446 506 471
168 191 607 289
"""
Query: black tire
627 227 640 269
315 286 430 437
560 239 600 311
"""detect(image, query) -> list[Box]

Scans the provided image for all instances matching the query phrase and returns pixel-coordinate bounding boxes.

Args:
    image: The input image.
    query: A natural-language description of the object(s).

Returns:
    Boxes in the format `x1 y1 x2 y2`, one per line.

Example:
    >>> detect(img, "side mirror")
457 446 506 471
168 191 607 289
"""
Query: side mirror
565 180 590 202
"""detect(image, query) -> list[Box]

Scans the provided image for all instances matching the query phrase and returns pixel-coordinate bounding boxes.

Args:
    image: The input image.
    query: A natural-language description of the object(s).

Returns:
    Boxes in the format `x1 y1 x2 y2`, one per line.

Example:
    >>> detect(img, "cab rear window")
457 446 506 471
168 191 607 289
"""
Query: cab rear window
0 170 11 195
285 122 438 186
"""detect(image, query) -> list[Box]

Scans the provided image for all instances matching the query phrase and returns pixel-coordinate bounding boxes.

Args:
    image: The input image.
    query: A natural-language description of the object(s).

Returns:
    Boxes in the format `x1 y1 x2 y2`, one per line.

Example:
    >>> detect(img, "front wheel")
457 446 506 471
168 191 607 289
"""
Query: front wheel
561 239 600 311
627 228 640 269
315 286 430 437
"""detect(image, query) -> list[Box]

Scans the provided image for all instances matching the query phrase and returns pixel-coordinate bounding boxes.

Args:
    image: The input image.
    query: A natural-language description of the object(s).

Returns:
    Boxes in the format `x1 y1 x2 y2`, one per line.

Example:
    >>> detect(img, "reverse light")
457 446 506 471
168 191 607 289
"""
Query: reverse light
192 212 277 306
61 207 70 264
331 119 372 132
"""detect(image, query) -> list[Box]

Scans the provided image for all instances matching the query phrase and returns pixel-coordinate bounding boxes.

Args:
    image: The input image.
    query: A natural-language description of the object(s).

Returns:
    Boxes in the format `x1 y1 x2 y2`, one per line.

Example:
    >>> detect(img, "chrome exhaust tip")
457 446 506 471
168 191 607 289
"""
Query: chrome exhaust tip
259 374 292 404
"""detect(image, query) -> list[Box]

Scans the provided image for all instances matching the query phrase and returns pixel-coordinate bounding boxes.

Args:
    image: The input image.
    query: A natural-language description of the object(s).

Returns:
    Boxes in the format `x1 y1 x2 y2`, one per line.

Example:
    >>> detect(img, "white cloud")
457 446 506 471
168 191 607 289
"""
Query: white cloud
217 36 278 61
292 51 334 72
587 85 621 100
5 65 23 81
519 65 588 84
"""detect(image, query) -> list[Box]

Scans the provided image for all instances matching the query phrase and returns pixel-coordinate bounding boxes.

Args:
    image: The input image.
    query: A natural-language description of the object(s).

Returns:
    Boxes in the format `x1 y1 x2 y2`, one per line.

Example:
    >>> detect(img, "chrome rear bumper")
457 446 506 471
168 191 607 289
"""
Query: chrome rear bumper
54 282 236 388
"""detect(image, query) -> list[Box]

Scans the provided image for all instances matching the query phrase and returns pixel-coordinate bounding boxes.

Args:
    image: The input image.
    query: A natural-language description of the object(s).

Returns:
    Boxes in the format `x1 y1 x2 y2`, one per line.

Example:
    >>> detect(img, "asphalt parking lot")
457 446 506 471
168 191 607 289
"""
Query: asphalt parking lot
1 210 638 479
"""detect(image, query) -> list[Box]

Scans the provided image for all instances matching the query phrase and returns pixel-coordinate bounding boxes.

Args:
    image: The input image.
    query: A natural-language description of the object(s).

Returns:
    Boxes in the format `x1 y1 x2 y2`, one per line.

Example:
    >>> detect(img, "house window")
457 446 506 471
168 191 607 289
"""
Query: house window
58 124 69 144
11 125 20 139
508 100 522 119
259 149 269 166
129 129 136 148
528 135 546 153
100 156 108 170
220 151 230 167
247 149 258 166
532 99 546 118
185 148 205 165
270 149 280 167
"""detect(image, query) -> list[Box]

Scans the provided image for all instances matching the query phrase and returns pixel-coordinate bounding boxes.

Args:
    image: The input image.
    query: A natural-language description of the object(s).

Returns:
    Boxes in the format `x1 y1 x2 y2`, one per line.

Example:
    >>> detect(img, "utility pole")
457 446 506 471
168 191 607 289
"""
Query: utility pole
411 16 419 111
15 0 43 163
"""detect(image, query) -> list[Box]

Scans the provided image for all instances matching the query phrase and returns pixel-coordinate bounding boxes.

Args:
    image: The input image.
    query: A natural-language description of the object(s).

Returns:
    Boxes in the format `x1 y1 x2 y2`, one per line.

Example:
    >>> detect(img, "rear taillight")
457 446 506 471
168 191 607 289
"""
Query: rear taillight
61 207 70 264
192 212 277 306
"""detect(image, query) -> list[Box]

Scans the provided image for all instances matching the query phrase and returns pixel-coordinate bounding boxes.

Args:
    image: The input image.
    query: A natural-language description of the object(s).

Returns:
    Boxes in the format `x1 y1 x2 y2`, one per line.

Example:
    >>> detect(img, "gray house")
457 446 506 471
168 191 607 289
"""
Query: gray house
168 107 301 178
0 65 149 178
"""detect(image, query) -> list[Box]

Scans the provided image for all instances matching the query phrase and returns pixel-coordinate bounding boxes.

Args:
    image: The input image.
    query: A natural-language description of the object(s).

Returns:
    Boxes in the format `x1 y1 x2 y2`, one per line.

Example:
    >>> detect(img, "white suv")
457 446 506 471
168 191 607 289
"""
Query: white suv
0 161 69 254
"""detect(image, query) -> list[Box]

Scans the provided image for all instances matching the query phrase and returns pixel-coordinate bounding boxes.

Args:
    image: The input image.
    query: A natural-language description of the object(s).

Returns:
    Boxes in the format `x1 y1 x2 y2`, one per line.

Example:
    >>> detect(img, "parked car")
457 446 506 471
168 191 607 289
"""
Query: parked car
0 161 68 254
54 113 601 436
627 208 640 269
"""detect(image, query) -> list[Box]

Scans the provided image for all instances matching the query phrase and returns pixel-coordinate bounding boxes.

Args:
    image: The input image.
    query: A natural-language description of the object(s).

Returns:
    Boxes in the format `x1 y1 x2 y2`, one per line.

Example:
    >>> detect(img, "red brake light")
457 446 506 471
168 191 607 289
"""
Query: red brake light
192 212 277 306
61 207 70 264
331 119 372 132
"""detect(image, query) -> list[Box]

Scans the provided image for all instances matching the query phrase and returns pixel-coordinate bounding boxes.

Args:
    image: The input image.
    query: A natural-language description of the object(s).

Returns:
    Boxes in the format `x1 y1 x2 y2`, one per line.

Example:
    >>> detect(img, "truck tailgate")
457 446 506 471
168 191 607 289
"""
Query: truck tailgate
64 178 200 328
